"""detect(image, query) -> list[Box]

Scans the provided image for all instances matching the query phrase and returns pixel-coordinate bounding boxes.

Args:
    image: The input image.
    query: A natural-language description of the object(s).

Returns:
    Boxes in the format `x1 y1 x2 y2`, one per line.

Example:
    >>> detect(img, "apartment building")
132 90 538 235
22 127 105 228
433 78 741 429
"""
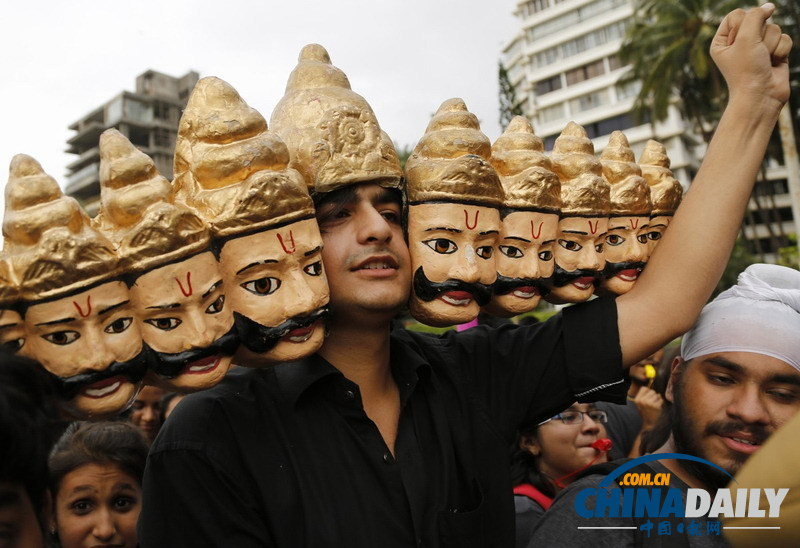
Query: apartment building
65 69 199 215
502 0 795 261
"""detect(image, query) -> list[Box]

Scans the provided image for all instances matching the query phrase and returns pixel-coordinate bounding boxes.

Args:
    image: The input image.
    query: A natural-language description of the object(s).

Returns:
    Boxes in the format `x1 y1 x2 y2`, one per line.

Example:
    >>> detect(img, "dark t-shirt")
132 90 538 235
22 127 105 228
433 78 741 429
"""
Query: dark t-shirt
530 461 730 547
138 297 626 548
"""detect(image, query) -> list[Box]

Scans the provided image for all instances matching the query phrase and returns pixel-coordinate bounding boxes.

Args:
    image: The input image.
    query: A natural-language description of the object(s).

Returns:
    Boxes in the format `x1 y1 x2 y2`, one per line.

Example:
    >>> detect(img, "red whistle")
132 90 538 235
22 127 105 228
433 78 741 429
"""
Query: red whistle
591 438 613 452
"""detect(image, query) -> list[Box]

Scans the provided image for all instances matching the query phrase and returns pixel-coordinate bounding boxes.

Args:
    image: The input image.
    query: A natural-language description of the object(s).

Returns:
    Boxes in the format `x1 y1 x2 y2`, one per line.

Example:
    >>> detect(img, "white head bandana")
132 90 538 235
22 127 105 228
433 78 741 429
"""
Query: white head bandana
681 264 800 371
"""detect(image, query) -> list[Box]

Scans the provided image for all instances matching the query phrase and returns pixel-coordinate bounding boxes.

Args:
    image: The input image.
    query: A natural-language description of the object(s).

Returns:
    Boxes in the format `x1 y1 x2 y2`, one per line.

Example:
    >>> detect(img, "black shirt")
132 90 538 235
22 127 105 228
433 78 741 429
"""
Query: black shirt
138 297 626 548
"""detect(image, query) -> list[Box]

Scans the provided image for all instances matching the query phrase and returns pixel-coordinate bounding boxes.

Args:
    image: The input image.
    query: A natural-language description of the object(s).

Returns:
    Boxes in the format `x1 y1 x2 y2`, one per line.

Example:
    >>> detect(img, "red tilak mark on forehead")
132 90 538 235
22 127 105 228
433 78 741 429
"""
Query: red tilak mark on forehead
531 220 544 240
73 296 92 318
464 210 479 230
175 272 193 297
588 220 600 235
277 230 296 254
630 218 639 230
666 218 671 226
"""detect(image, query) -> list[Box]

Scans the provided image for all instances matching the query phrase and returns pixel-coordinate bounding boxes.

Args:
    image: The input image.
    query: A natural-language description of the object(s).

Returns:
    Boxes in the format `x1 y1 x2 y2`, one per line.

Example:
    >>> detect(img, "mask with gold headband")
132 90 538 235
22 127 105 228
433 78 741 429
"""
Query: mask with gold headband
3 154 146 419
174 77 328 367
270 44 403 193
405 98 504 327
544 122 611 304
639 140 683 254
0 254 25 355
93 129 237 392
597 131 652 296
484 116 560 317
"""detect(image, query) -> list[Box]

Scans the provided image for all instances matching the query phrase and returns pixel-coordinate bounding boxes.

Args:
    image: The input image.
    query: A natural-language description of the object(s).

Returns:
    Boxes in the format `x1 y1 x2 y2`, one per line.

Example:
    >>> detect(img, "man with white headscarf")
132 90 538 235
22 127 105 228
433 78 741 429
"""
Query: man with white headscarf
530 264 800 547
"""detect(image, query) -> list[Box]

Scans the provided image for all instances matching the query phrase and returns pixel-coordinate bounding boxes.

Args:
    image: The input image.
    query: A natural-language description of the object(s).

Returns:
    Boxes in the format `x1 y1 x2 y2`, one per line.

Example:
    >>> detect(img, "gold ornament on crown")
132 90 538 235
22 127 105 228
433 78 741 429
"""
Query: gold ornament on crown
270 44 402 193
550 122 610 216
174 77 315 238
639 140 683 216
93 129 209 273
490 116 560 213
3 155 119 302
405 98 504 207
600 131 652 217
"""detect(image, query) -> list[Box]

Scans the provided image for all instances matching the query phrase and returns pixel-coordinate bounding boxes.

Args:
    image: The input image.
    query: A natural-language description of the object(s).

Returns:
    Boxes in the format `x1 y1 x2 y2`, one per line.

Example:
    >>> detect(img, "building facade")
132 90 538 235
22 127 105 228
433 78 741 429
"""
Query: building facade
65 69 199 215
502 0 794 261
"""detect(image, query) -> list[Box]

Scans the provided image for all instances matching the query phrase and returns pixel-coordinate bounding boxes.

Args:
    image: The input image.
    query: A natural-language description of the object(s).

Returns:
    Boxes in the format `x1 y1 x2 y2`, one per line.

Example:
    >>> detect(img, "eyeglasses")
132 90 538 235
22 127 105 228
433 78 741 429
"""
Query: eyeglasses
538 410 608 426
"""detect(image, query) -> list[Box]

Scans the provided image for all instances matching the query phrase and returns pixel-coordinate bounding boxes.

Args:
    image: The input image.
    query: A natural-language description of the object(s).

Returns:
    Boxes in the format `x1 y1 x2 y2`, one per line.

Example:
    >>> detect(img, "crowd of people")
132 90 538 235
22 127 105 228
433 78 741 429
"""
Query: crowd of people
0 4 796 548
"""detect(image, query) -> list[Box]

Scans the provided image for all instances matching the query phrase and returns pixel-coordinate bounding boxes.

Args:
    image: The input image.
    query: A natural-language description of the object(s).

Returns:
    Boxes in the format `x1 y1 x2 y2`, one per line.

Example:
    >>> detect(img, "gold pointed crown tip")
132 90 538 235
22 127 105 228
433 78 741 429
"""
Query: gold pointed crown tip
99 128 137 160
9 154 44 178
640 140 669 167
505 116 533 134
437 98 468 113
299 43 331 63
562 121 586 137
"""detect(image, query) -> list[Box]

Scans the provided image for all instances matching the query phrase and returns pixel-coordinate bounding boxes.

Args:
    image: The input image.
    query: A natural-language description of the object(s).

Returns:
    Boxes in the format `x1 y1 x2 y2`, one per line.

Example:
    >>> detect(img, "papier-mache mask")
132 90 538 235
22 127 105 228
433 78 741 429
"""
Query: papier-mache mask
405 98 505 327
597 131 652 296
639 140 683 254
485 116 560 317
544 122 610 304
174 76 329 367
93 129 237 392
270 44 403 193
3 154 145 419
0 254 25 354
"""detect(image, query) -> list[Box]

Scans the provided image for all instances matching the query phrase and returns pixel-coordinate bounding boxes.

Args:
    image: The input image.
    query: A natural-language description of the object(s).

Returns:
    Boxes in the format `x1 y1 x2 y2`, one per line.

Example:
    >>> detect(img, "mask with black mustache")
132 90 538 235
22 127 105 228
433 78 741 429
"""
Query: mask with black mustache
234 306 329 354
550 264 602 288
602 260 646 279
53 344 154 401
492 273 551 297
149 325 240 378
412 267 492 306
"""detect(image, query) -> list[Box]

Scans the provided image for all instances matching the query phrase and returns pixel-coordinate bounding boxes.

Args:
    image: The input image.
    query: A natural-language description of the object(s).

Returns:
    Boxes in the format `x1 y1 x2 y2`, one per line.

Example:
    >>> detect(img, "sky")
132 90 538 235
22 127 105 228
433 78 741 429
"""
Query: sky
0 0 519 206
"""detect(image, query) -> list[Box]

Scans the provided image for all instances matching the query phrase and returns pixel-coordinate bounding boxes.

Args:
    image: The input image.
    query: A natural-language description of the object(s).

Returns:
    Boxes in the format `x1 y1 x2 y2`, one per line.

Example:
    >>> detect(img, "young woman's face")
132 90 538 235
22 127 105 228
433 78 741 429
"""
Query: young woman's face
54 463 141 548
530 403 609 484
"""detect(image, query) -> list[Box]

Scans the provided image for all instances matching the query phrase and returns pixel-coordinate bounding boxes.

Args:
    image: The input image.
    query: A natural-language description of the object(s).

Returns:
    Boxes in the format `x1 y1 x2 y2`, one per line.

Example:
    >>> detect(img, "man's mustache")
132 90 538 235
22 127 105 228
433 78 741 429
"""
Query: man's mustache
550 264 602 288
602 260 646 279
54 345 153 401
234 306 329 354
704 420 770 446
150 325 240 378
492 273 551 297
412 267 492 306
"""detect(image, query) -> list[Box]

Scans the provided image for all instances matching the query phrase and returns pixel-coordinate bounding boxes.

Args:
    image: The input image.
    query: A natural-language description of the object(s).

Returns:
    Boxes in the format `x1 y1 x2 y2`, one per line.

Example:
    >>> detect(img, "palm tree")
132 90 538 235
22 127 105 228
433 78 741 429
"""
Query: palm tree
620 0 740 142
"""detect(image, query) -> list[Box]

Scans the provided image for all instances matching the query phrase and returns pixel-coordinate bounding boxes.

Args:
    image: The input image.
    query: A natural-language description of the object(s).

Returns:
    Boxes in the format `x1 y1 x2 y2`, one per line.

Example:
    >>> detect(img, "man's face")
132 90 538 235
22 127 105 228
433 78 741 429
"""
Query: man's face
220 217 330 365
484 210 559 317
546 215 608 304
130 385 165 444
667 352 800 488
599 215 650 295
407 202 500 327
647 215 672 254
131 251 235 391
315 185 410 324
24 281 144 418
0 308 27 356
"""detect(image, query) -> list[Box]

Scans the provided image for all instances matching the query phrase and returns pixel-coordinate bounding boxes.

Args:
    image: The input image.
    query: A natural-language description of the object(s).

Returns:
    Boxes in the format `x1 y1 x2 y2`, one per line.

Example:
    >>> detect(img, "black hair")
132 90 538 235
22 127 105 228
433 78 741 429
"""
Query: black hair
0 350 63 526
510 423 557 499
48 421 148 496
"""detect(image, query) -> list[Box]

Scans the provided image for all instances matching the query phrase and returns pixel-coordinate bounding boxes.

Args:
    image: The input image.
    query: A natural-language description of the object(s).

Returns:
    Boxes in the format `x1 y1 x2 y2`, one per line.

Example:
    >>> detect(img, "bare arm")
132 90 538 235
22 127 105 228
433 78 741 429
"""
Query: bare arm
616 4 793 366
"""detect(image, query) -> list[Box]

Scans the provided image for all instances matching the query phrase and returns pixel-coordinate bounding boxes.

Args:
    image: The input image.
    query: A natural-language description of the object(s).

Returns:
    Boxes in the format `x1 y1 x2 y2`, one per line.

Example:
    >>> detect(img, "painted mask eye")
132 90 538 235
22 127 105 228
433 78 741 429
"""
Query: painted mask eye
476 246 493 259
104 317 133 334
606 234 624 246
206 295 225 314
43 331 80 346
595 243 604 253
648 231 662 241
304 261 323 276
499 245 523 258
1 338 25 353
422 238 458 254
558 239 582 252
636 233 649 244
538 250 553 261
241 277 281 296
145 318 182 331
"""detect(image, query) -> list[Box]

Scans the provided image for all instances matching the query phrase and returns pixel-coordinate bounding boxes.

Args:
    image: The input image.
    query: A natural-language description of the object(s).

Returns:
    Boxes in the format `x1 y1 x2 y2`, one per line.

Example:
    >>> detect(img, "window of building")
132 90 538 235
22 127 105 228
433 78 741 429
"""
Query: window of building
607 54 623 71
527 0 629 41
537 103 565 125
534 20 628 69
535 74 563 96
615 80 641 100
124 99 153 124
569 89 609 113
565 59 606 86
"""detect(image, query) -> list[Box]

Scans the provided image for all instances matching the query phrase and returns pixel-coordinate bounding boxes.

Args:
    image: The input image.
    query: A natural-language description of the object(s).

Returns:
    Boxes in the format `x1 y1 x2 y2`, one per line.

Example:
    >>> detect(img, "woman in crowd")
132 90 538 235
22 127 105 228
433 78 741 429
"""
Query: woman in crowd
511 402 612 548
48 421 147 548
